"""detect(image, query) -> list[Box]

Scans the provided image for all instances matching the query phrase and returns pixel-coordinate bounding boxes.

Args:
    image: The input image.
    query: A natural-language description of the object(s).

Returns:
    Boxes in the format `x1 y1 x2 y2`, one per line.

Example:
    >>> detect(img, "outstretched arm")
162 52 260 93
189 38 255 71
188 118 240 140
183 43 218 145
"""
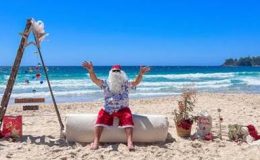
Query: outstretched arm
131 66 150 87
82 61 103 87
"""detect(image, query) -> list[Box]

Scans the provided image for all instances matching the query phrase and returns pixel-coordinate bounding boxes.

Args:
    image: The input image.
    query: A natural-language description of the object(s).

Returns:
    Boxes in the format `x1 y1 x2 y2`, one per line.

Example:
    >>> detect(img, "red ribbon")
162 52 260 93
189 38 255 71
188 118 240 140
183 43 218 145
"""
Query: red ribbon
247 124 260 140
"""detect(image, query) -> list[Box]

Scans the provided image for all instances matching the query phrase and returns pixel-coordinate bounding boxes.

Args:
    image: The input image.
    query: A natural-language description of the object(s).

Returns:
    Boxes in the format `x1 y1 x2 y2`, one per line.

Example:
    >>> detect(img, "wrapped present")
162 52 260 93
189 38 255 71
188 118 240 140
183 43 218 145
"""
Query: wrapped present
192 111 213 140
1 115 22 139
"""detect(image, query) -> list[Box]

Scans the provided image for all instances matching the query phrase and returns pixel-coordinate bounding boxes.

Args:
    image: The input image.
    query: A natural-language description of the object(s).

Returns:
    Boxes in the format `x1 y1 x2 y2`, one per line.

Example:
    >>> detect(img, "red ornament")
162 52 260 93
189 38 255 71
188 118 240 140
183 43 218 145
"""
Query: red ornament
36 73 41 79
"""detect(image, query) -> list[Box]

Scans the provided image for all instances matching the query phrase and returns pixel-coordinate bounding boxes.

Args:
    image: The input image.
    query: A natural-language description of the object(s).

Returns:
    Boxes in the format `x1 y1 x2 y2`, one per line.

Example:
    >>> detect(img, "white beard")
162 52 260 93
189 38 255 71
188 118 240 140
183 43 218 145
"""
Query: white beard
108 70 128 94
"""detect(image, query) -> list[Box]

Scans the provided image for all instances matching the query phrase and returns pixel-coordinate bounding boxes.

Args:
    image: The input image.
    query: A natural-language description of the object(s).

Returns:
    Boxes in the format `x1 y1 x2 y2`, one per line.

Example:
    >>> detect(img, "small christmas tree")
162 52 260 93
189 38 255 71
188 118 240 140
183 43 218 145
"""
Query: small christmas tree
174 87 197 137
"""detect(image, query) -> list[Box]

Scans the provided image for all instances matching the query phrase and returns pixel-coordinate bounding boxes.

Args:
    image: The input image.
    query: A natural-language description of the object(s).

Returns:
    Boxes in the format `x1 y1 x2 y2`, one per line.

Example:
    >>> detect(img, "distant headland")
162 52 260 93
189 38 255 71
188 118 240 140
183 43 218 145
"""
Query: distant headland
223 56 260 66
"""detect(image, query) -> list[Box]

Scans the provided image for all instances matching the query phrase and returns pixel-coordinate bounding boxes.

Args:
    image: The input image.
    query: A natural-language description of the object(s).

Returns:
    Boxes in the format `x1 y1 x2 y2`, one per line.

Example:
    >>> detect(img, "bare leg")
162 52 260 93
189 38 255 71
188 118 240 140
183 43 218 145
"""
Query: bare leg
91 126 104 150
125 127 135 151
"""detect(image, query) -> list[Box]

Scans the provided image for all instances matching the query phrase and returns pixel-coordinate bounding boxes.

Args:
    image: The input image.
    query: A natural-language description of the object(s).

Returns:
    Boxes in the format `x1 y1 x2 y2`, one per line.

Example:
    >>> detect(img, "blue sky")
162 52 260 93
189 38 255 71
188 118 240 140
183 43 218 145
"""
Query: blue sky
0 0 260 66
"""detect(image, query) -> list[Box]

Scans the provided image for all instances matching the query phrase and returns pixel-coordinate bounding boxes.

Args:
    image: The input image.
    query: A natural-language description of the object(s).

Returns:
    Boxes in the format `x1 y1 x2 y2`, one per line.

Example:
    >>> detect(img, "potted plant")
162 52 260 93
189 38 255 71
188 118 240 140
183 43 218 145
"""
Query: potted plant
174 88 197 138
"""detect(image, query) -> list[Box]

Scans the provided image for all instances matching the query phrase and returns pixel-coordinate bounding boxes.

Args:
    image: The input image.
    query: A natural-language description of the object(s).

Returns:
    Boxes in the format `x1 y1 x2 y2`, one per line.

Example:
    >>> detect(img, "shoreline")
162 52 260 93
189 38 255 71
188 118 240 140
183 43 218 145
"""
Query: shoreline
6 91 260 106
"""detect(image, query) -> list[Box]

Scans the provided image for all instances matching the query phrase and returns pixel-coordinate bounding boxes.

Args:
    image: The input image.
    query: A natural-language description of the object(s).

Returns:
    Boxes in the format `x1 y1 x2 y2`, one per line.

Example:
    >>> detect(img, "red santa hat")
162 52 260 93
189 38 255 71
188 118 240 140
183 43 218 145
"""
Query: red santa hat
111 64 122 70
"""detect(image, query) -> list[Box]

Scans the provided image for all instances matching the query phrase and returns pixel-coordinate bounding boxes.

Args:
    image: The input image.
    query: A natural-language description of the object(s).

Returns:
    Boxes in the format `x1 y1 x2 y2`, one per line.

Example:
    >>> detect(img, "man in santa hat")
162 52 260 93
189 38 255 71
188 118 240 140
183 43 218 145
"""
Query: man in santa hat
82 61 150 151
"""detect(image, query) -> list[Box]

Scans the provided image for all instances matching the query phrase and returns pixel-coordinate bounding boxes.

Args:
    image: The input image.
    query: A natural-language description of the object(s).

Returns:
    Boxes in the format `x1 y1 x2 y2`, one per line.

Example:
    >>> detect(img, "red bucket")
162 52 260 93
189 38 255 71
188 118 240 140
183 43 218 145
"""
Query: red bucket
1 115 22 139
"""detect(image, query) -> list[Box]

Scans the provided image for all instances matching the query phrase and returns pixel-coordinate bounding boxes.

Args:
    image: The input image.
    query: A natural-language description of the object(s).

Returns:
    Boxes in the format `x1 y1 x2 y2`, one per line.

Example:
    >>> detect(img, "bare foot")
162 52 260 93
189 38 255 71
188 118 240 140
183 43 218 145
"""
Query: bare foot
127 142 135 151
90 142 99 150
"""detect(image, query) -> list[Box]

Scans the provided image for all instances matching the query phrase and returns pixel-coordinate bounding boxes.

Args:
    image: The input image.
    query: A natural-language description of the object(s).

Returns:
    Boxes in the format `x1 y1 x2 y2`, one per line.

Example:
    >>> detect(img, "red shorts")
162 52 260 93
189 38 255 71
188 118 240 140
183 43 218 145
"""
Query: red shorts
96 107 134 128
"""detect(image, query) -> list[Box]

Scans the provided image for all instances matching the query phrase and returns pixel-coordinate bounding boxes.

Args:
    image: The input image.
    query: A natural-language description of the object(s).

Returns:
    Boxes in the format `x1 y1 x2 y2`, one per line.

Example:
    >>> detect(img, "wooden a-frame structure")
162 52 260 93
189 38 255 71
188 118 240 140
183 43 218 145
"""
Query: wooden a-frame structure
0 19 64 132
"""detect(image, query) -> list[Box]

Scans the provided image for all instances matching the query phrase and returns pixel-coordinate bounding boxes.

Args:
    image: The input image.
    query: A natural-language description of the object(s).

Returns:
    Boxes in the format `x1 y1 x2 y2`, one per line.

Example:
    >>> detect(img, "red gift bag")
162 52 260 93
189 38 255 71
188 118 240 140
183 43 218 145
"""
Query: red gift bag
1 115 22 138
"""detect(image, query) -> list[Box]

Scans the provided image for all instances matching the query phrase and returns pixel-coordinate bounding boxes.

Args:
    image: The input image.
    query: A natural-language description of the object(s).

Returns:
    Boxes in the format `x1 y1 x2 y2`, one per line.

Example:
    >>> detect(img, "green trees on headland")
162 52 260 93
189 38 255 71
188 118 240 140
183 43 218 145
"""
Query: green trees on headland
223 56 260 66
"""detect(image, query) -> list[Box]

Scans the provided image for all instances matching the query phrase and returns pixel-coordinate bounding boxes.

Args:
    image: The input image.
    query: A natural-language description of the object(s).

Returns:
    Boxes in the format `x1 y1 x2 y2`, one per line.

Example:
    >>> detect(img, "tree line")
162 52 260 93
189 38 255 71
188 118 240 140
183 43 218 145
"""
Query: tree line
223 56 260 66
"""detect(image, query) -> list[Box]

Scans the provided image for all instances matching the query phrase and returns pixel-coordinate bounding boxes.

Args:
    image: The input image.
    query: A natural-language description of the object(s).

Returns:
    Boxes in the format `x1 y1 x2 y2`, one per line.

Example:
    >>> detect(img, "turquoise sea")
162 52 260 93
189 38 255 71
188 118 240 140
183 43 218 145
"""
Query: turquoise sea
0 66 260 103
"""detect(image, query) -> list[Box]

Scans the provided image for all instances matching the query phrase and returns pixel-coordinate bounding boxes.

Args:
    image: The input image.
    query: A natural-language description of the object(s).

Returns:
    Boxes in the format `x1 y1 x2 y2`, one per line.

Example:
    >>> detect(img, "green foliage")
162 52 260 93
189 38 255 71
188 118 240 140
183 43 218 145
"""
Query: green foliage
174 88 197 123
223 56 260 66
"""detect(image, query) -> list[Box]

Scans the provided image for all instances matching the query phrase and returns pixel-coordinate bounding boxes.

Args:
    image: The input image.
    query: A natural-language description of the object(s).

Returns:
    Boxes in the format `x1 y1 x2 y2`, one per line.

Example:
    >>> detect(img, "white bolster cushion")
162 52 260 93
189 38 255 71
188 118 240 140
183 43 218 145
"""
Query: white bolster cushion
65 114 169 143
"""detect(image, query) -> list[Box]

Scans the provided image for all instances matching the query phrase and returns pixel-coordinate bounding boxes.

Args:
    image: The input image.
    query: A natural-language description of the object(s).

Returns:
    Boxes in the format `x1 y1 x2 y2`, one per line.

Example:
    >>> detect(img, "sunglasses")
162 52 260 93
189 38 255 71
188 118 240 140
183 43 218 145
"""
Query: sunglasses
112 70 121 72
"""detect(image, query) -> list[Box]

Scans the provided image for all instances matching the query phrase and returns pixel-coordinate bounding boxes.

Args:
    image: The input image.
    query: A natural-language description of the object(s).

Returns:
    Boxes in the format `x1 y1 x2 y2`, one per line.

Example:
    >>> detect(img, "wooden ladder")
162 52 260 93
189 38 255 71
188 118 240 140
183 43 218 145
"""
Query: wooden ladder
0 19 64 131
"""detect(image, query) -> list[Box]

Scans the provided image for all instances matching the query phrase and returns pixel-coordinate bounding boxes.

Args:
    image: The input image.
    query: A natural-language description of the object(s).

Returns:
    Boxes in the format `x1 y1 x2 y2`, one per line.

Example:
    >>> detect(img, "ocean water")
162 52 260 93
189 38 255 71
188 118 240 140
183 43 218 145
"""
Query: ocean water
0 66 260 104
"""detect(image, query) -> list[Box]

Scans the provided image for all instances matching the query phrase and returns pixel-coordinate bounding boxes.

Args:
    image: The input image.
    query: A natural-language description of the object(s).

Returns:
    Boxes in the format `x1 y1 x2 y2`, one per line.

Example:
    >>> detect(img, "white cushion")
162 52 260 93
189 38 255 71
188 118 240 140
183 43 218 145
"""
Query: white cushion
65 114 169 143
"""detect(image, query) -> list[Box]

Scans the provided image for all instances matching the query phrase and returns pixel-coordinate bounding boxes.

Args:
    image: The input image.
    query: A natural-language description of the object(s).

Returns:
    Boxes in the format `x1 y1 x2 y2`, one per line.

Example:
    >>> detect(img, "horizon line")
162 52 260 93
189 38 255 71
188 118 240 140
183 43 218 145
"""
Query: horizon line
0 65 226 67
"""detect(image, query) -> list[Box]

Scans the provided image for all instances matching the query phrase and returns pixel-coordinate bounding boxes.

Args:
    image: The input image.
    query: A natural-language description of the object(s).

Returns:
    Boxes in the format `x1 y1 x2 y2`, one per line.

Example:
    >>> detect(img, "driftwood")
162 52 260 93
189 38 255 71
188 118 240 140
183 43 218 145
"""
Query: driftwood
15 98 45 103
23 105 39 111
0 19 32 127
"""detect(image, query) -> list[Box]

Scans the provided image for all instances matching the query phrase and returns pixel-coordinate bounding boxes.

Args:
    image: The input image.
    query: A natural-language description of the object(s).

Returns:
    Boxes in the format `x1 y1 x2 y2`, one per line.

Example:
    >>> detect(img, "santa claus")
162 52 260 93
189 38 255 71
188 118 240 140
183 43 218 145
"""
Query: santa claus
82 61 150 151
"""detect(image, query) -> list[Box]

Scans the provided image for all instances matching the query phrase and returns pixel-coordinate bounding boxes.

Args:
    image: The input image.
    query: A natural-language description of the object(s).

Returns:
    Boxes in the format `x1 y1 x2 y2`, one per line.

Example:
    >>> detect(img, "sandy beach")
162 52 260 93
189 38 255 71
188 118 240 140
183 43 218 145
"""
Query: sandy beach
0 93 260 160
1 1 260 159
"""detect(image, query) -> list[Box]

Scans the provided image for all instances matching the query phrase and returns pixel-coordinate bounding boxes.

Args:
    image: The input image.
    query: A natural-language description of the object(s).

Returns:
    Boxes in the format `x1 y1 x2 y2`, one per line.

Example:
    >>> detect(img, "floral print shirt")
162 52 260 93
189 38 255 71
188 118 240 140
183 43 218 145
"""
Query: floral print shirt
100 80 134 114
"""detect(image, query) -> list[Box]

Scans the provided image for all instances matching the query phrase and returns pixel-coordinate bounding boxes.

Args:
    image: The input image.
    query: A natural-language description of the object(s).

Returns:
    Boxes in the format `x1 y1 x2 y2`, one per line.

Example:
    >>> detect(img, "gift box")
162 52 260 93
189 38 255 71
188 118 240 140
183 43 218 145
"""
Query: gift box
1 115 22 139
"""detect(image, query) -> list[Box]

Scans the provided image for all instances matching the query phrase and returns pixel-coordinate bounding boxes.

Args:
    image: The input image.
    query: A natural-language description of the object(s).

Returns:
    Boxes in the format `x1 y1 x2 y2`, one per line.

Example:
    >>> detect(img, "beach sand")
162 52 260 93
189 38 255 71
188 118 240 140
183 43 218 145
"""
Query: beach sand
0 93 260 160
